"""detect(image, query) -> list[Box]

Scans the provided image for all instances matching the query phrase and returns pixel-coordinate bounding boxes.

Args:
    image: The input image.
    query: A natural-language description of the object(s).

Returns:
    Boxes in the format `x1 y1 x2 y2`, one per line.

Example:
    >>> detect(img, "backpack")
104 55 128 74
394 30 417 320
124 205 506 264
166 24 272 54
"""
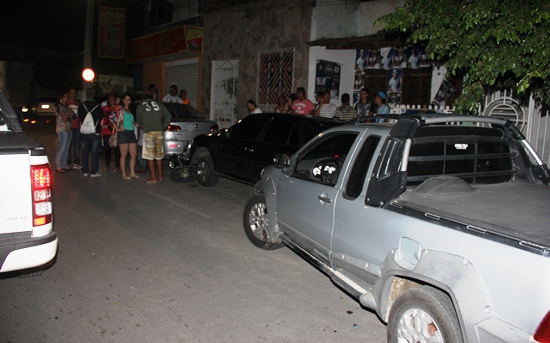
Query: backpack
80 103 99 134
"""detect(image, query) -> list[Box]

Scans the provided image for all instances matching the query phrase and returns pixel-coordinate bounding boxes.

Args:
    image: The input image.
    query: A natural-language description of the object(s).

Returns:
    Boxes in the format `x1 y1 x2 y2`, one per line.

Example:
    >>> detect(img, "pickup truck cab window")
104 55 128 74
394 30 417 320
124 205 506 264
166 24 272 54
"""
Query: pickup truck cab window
345 135 381 199
293 132 358 186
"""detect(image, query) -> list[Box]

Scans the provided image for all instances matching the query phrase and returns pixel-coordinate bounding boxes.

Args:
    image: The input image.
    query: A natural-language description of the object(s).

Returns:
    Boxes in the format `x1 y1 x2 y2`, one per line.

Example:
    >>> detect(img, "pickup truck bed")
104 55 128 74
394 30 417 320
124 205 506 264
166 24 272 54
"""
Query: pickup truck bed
0 130 43 150
396 176 550 249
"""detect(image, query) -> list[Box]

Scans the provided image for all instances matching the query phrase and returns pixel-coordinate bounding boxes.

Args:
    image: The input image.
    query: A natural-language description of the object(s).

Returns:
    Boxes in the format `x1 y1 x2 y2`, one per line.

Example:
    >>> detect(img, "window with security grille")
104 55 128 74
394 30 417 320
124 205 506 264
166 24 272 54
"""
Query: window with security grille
257 48 295 107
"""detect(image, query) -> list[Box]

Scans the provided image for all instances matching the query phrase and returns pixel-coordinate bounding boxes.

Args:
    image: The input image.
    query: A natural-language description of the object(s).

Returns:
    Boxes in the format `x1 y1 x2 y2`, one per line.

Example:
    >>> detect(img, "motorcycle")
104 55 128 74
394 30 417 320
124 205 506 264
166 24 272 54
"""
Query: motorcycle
168 152 197 183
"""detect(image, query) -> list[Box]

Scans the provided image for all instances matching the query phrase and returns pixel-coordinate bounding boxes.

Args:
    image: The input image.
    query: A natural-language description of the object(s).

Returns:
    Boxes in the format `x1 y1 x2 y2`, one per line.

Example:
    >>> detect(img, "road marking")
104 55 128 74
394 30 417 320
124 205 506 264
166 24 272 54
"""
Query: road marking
146 191 211 218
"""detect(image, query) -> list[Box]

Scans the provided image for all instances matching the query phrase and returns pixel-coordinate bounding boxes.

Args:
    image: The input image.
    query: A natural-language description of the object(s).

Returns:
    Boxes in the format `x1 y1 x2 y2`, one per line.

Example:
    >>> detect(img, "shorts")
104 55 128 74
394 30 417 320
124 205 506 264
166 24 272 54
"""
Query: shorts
142 131 164 160
118 130 137 144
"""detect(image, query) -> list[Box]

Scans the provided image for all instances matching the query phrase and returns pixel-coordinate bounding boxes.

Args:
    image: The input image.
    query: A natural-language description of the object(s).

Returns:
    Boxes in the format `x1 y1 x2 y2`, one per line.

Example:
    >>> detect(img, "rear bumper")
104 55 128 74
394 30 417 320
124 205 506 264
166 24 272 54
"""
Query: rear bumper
0 232 58 273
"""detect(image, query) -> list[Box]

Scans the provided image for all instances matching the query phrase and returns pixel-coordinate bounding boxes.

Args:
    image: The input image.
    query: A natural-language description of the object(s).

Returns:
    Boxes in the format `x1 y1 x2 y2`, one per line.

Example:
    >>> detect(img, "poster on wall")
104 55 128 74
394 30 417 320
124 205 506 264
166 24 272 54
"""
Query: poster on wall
387 69 402 105
355 46 431 71
315 59 341 101
432 79 455 107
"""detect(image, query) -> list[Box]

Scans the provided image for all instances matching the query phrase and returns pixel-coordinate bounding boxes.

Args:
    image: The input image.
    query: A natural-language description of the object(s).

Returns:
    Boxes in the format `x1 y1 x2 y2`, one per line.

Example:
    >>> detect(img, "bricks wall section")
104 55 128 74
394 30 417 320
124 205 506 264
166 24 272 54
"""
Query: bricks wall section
202 1 313 115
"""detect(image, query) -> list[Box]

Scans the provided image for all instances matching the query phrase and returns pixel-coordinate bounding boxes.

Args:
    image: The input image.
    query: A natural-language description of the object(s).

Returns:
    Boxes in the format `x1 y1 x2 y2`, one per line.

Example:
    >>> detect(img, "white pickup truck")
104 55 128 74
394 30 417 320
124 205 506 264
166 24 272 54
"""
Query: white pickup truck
0 90 57 273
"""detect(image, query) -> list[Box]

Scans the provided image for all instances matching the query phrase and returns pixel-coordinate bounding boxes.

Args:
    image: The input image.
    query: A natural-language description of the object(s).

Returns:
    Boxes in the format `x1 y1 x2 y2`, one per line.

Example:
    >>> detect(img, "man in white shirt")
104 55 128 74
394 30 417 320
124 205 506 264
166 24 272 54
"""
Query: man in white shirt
162 83 181 103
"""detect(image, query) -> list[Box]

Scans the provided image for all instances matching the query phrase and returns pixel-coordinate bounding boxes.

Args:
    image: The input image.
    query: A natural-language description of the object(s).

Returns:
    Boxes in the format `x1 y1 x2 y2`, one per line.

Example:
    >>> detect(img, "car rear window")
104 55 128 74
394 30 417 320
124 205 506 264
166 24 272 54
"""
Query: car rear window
164 103 203 118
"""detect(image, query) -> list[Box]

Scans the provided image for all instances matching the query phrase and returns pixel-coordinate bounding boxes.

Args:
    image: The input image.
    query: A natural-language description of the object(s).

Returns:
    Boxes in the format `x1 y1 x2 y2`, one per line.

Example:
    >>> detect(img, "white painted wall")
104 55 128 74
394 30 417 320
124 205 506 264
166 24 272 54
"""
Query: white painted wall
307 46 356 106
431 65 447 103
311 0 405 41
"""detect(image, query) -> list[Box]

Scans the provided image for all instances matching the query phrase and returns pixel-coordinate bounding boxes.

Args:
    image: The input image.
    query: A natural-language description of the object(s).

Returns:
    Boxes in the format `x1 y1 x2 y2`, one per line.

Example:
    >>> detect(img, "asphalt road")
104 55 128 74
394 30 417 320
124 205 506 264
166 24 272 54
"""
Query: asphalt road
0 117 387 342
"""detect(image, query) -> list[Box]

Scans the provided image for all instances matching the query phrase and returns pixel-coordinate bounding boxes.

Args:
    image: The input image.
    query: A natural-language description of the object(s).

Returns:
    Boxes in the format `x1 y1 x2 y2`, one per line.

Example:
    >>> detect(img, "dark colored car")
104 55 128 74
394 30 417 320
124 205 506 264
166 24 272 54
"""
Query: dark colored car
189 112 343 187
162 102 218 159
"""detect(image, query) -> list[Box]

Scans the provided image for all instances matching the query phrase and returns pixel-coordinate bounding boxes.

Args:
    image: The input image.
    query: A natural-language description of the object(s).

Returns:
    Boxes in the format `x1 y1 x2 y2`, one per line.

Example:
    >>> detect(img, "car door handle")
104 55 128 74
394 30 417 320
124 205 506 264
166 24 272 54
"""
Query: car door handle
244 147 254 153
318 194 332 204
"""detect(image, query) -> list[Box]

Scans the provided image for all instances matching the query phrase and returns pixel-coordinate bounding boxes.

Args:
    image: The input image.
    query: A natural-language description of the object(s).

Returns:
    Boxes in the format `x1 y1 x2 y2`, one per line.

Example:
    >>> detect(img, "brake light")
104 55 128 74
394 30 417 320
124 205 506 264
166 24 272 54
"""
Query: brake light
210 124 219 131
534 310 550 342
166 125 181 132
30 164 52 227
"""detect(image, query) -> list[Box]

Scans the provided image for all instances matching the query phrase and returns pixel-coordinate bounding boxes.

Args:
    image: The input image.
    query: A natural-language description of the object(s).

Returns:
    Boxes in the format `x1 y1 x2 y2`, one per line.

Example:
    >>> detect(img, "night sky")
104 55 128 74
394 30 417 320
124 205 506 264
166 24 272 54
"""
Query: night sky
1 0 87 55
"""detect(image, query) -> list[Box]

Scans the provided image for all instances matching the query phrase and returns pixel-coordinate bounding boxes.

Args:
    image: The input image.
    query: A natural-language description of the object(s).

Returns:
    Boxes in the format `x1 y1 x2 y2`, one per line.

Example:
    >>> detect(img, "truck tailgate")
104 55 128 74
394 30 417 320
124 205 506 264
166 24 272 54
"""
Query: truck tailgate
0 152 32 234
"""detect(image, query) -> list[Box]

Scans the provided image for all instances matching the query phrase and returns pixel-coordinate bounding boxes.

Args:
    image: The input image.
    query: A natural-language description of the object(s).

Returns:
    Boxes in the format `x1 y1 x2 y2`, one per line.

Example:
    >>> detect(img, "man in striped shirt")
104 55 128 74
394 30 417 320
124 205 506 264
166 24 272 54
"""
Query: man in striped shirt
315 91 337 118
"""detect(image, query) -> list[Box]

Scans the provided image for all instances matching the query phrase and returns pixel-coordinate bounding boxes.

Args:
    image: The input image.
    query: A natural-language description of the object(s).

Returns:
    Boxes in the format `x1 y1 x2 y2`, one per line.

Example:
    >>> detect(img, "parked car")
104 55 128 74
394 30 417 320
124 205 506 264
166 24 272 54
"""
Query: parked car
189 113 343 187
162 102 218 159
36 96 58 116
244 114 550 342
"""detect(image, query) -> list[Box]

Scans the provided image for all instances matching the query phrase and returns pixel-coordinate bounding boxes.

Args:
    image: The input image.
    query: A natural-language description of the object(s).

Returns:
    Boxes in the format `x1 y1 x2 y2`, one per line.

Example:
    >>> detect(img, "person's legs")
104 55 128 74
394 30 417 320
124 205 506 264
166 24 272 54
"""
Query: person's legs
146 160 157 182
72 128 82 166
143 132 156 183
113 146 121 170
55 131 70 170
119 143 129 178
152 131 164 181
91 135 101 175
102 135 111 171
80 134 91 174
155 159 163 181
66 130 73 167
62 130 73 169
129 143 138 178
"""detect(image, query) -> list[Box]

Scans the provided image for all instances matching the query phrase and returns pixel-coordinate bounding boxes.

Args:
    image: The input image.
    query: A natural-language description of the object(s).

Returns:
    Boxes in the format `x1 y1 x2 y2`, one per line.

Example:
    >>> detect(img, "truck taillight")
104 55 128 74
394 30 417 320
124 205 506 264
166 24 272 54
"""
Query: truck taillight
534 310 550 342
30 164 52 227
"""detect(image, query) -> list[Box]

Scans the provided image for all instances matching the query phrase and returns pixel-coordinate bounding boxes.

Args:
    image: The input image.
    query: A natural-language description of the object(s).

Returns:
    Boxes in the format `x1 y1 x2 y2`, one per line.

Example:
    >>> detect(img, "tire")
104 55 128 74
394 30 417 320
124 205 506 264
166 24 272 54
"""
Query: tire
243 193 283 250
196 155 219 187
387 286 463 343
169 167 197 183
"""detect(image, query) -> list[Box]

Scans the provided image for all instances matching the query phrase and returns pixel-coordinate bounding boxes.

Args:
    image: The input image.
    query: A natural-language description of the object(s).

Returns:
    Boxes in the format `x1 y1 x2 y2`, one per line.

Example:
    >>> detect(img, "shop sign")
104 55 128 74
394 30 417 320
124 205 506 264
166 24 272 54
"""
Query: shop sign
98 7 126 59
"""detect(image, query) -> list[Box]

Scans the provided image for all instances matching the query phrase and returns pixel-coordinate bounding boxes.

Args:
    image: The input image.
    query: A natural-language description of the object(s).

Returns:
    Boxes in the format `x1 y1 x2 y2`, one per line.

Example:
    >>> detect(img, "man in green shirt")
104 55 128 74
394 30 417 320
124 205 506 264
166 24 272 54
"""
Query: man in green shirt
136 94 172 183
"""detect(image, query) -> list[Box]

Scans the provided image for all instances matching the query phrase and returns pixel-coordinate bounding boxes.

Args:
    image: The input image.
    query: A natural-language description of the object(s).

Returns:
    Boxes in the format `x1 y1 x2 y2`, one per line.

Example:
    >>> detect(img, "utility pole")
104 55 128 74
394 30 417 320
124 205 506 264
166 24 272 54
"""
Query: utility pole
82 0 94 100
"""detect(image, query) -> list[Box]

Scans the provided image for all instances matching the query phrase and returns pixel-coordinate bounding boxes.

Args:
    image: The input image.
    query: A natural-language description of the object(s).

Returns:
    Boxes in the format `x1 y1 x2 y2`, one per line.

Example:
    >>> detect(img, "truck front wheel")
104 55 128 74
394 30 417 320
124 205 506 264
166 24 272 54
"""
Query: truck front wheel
243 194 283 250
387 286 463 343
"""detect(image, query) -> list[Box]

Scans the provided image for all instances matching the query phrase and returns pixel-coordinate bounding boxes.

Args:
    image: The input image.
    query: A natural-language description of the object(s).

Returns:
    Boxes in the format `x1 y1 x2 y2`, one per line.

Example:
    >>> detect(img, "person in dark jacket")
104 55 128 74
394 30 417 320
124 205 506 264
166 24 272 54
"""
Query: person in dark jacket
77 93 104 177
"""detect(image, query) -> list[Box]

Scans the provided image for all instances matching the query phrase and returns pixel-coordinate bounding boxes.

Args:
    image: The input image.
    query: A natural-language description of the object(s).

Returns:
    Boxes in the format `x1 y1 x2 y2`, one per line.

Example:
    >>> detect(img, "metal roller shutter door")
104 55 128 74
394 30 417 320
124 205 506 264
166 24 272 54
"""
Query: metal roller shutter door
165 63 198 107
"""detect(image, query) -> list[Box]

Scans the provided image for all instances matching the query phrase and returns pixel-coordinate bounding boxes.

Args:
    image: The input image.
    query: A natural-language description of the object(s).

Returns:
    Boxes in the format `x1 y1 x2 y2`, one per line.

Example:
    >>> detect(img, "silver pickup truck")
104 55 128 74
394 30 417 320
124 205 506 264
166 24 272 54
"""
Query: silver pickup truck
244 114 550 342
0 90 57 273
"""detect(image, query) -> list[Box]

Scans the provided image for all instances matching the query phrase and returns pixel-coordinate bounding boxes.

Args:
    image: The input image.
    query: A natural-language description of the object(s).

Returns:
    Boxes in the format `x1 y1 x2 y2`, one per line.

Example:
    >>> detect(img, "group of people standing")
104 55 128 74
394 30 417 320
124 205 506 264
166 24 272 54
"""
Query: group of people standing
54 88 171 184
246 86 388 122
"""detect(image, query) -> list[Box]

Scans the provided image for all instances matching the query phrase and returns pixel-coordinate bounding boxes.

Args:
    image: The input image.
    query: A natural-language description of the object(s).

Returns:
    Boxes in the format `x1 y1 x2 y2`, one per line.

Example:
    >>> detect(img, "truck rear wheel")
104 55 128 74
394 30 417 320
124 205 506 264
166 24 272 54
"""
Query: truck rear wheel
387 286 463 343
243 194 283 250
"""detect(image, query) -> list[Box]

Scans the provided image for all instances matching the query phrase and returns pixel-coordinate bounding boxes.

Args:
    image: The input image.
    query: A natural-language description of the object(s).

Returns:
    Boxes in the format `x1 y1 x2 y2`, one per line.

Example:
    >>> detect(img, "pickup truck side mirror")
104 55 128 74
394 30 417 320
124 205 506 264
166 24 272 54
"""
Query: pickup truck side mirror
273 153 291 169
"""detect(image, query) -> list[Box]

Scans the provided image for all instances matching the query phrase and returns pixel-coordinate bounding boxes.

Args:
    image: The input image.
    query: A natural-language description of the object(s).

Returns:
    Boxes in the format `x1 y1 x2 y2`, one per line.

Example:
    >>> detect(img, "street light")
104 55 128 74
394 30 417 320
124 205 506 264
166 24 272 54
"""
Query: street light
82 68 95 82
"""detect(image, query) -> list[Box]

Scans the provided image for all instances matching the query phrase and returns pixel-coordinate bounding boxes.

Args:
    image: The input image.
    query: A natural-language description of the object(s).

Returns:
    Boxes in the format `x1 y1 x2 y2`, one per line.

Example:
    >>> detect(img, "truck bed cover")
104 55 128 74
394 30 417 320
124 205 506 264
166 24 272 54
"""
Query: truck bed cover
0 131 43 151
396 177 550 249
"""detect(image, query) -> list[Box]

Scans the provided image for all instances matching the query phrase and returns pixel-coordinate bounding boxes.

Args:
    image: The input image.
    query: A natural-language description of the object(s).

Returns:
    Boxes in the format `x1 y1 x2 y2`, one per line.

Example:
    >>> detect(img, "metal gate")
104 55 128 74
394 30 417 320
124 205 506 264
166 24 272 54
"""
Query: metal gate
257 48 295 109
527 96 550 165
211 59 239 128
481 90 550 165
166 58 199 107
